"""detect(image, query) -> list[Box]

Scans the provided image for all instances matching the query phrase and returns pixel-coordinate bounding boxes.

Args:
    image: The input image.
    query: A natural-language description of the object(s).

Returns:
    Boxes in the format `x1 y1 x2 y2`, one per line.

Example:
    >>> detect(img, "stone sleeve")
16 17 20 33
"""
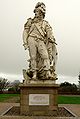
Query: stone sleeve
24 18 32 30
23 18 32 48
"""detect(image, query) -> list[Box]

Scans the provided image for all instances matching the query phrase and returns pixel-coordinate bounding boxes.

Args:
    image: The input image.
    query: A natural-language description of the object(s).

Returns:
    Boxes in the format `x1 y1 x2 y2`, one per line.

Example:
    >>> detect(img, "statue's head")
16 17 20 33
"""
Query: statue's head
34 2 46 18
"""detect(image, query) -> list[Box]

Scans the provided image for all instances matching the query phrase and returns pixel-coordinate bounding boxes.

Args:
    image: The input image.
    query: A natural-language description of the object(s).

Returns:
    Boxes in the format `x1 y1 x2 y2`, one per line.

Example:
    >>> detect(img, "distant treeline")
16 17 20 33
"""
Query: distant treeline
0 77 80 95
58 82 80 95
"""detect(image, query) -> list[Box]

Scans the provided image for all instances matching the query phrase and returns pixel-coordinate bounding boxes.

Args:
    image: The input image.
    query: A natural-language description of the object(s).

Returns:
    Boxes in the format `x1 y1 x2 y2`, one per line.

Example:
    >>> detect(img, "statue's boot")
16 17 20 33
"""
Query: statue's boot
32 71 37 80
46 70 53 79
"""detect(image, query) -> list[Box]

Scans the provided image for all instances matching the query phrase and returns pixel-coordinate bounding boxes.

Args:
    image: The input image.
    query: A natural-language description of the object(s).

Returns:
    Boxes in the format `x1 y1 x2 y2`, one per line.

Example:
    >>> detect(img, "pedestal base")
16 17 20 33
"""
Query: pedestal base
20 83 59 115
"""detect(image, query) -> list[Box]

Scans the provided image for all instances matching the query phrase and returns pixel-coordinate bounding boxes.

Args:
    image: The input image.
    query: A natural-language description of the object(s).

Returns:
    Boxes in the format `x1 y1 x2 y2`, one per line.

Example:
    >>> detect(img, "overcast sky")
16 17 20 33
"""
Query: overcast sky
0 0 80 84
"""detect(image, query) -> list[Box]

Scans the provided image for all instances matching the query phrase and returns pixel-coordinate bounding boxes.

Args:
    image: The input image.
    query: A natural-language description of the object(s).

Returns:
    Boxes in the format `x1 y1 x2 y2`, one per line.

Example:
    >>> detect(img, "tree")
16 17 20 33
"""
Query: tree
59 81 77 94
0 77 9 92
13 80 20 93
78 72 80 91
8 80 20 93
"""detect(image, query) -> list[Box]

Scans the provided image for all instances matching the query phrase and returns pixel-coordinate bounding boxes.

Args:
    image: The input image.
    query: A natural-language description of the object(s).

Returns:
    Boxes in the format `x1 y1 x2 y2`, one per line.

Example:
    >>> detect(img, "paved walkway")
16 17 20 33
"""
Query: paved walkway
59 104 80 117
0 103 19 115
0 103 80 118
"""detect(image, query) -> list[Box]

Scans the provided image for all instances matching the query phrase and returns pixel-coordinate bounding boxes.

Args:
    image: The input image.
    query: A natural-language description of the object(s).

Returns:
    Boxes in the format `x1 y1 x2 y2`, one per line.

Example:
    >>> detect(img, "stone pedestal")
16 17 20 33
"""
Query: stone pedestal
20 83 59 115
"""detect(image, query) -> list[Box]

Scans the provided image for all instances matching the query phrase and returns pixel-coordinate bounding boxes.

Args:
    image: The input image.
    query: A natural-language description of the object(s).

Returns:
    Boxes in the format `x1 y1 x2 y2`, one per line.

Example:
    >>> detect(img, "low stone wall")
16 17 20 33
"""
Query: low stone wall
0 116 77 119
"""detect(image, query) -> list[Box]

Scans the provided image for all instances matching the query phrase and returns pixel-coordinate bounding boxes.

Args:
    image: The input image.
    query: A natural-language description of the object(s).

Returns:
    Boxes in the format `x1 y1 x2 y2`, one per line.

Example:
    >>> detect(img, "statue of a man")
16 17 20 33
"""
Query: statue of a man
23 2 58 80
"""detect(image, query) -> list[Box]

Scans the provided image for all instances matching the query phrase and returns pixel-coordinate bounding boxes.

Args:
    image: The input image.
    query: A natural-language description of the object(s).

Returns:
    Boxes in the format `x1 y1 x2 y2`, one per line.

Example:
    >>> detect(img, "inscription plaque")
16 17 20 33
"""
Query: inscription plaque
29 94 49 105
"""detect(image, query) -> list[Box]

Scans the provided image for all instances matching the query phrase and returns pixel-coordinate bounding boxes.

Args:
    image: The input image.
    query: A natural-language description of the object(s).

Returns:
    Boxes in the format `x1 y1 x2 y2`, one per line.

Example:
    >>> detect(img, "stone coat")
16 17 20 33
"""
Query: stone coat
23 17 57 73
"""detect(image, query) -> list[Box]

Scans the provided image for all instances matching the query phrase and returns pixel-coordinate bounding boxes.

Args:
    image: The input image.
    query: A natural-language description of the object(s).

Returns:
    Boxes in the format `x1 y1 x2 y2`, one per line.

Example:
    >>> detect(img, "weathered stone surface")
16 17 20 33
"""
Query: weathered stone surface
20 2 59 117
22 2 58 81
20 83 59 115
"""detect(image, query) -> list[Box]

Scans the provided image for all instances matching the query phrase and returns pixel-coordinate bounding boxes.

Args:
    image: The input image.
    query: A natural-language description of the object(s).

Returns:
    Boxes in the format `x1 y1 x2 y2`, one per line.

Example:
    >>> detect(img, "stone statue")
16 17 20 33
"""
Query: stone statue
22 2 58 83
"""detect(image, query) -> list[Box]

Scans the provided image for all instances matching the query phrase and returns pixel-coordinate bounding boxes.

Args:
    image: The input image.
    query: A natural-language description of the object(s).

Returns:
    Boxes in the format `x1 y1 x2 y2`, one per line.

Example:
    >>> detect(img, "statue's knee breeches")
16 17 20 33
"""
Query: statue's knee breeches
28 37 37 60
38 40 49 59
38 40 50 70
28 37 37 71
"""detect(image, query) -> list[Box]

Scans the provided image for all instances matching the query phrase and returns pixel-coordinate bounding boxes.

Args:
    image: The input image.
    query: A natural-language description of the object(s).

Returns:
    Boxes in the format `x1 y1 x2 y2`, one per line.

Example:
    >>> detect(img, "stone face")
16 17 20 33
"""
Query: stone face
20 83 59 115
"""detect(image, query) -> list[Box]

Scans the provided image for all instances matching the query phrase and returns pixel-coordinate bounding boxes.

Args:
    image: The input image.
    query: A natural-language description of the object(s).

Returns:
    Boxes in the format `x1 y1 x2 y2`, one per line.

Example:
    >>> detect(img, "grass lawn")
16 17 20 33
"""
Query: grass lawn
58 95 80 104
0 94 80 104
0 94 20 102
